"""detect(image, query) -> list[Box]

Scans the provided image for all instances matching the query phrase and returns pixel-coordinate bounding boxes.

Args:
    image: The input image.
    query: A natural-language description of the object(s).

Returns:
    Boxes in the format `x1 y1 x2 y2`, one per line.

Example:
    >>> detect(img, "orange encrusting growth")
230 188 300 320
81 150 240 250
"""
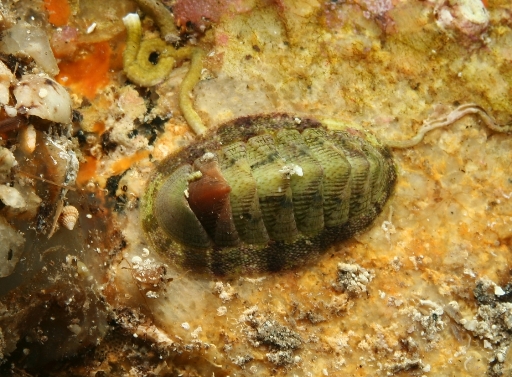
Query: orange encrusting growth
110 150 150 176
44 0 71 27
77 150 150 188
76 156 98 187
56 42 112 100
91 122 106 134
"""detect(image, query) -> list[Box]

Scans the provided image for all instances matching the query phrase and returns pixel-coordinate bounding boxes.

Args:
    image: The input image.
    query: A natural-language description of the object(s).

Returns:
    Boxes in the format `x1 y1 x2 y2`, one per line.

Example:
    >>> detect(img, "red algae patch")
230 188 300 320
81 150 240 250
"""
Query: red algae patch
173 0 252 30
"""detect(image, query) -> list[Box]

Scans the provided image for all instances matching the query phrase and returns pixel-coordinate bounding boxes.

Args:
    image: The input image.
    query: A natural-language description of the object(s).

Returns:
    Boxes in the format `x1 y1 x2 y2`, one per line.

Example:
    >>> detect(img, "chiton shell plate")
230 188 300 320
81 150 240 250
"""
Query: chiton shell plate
142 115 397 275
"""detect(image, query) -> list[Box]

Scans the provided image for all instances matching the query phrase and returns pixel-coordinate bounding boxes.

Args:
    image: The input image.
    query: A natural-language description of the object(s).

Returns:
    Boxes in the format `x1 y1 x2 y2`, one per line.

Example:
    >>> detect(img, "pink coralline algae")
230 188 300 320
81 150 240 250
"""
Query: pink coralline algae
173 0 228 31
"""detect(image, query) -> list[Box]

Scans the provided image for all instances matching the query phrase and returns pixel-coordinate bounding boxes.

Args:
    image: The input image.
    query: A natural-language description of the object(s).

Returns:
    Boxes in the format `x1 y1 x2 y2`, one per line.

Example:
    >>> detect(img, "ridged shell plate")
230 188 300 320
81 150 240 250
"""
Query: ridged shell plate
142 115 397 275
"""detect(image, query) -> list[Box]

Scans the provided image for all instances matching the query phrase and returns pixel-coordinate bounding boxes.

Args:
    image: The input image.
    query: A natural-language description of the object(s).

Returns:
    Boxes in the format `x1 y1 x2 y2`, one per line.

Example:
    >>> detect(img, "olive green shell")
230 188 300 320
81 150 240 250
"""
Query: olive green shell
142 115 396 275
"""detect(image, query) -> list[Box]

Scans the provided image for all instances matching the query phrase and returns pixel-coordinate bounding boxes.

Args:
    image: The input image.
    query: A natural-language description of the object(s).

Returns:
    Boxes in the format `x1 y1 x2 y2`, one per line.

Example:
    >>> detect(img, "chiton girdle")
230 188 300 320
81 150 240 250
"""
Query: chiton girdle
141 114 397 275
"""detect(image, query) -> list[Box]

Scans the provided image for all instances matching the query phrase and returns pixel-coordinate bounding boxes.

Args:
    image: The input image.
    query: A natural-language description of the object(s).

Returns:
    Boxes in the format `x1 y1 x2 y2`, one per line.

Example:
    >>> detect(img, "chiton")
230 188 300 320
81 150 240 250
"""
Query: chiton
141 115 397 275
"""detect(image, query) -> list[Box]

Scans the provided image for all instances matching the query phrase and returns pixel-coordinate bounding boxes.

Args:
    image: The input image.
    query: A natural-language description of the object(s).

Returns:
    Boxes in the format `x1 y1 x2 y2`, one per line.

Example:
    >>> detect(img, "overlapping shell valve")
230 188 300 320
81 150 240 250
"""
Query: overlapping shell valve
142 115 397 274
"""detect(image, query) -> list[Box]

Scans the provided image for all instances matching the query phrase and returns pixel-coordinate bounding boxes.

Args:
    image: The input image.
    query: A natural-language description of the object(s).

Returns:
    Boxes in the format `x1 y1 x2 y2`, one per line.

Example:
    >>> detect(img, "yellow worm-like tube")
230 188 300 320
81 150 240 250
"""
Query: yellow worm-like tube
122 13 206 134
122 14 176 87
179 48 207 135
132 0 179 42
122 13 142 65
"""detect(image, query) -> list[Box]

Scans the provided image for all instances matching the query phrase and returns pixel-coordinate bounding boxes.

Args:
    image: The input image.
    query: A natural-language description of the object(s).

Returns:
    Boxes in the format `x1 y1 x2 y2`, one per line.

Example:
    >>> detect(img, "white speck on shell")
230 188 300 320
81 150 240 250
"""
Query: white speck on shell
146 291 159 298
200 152 215 161
59 205 79 230
279 163 303 177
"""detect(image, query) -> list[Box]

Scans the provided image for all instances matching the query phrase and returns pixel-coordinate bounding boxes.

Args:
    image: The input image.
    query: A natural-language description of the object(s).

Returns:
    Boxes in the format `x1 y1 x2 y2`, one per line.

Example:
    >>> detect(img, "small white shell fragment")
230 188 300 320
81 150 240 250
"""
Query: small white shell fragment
191 327 202 339
0 147 17 177
494 285 505 296
3 105 17 117
0 185 26 208
279 163 303 177
0 22 59 75
456 0 489 26
19 124 37 154
0 61 14 105
14 75 72 124
59 205 79 230
86 22 97 34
